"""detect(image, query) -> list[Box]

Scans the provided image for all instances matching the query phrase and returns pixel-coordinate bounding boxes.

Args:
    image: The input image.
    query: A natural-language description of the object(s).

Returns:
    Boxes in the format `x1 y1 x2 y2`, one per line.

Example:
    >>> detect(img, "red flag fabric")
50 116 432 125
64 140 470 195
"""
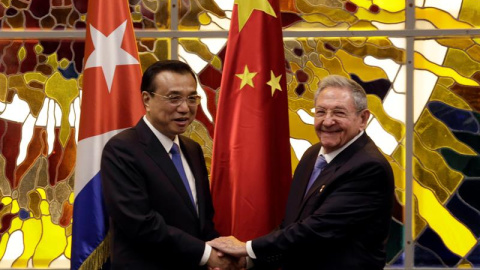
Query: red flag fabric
79 0 144 141
71 0 144 269
211 0 292 241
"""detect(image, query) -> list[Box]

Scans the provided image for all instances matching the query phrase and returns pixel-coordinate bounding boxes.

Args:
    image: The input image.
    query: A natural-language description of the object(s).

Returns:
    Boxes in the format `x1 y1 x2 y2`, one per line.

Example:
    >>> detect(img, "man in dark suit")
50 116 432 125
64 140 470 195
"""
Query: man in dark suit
209 75 395 270
101 60 235 269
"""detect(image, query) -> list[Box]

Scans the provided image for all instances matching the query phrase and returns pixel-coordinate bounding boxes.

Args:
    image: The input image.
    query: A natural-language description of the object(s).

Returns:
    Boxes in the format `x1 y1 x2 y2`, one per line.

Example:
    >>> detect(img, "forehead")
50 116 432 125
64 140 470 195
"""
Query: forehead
153 71 197 93
315 86 355 108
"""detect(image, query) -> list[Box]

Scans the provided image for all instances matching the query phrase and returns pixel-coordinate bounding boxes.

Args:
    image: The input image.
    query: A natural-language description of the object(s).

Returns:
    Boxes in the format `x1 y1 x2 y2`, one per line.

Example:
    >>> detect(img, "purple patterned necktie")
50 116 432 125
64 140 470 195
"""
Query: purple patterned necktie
305 154 328 196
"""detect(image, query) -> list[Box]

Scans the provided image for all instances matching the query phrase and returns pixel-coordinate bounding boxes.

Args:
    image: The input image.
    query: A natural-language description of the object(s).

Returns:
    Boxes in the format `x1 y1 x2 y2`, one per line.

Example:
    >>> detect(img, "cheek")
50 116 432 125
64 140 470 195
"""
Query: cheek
189 107 198 116
152 108 172 120
340 125 358 139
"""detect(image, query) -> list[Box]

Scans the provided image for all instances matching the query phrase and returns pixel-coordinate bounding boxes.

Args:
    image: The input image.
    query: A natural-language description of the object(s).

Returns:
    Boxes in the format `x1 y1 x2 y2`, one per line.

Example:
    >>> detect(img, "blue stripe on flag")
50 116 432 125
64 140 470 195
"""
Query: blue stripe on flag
71 171 109 270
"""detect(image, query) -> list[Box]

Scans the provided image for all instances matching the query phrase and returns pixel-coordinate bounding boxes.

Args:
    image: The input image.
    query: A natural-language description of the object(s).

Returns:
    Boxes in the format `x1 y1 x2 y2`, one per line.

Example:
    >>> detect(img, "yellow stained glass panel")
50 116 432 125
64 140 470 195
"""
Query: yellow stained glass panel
413 180 476 257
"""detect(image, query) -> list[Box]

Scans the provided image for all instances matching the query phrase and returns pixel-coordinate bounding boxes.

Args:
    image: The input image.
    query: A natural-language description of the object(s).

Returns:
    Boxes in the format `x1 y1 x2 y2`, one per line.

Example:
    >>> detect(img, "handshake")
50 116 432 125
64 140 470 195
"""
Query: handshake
206 236 249 270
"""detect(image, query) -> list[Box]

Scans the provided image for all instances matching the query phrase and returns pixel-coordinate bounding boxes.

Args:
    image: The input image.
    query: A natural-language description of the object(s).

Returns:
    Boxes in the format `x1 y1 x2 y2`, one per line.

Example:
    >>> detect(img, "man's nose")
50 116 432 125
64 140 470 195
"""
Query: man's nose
322 117 336 126
177 100 190 112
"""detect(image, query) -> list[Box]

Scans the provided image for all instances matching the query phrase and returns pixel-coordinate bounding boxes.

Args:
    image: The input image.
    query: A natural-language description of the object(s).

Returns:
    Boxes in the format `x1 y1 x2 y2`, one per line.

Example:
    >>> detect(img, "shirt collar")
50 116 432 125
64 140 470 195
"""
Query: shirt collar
319 131 364 163
143 116 180 152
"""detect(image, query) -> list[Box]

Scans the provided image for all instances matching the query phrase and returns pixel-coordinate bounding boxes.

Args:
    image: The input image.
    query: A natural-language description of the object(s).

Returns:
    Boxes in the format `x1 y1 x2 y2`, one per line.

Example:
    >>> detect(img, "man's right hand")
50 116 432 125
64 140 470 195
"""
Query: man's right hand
207 248 246 270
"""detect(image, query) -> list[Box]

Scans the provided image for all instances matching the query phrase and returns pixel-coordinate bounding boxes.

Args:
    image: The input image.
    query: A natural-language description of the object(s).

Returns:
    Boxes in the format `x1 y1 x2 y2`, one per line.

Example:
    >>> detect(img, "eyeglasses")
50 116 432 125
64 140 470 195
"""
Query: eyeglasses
149 92 201 106
313 107 362 119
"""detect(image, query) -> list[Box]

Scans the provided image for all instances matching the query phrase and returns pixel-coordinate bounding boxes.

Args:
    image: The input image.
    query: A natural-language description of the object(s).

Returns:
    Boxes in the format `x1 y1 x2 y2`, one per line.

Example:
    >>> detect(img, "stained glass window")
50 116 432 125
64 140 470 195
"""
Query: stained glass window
413 37 480 267
1 0 479 268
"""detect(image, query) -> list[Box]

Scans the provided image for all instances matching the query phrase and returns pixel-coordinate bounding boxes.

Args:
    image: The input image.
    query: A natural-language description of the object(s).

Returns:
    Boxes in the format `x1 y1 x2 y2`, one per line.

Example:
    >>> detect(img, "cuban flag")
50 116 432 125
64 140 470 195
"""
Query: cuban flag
71 0 145 269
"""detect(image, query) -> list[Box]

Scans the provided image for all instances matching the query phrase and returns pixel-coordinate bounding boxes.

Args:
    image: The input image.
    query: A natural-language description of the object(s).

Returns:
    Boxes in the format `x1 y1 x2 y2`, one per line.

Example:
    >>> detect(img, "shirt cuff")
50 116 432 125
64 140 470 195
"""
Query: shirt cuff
199 244 212 266
246 240 257 259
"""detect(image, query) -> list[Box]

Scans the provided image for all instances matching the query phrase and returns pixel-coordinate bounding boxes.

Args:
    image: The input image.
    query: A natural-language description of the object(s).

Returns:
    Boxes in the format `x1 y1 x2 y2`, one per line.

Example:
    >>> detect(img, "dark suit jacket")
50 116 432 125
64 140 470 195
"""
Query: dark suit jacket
101 118 218 269
252 133 394 270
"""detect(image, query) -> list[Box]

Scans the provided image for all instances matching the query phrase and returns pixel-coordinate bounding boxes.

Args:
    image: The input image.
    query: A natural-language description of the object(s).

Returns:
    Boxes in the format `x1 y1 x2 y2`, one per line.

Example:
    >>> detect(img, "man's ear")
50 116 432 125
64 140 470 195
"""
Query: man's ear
359 109 370 129
142 91 151 109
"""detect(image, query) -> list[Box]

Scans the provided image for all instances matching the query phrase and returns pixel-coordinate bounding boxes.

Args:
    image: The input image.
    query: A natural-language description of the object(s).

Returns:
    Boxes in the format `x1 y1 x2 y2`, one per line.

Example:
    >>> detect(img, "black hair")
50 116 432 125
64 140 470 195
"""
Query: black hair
140 60 197 94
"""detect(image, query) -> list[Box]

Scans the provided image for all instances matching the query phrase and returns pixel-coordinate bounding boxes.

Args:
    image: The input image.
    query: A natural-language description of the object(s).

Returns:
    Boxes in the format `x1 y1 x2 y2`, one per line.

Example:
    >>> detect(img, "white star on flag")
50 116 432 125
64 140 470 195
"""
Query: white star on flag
85 20 139 93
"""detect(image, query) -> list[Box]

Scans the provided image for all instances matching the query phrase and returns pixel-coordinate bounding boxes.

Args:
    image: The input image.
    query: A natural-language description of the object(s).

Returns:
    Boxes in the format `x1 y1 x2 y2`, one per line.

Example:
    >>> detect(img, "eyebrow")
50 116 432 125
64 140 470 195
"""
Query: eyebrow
315 106 348 110
165 90 198 95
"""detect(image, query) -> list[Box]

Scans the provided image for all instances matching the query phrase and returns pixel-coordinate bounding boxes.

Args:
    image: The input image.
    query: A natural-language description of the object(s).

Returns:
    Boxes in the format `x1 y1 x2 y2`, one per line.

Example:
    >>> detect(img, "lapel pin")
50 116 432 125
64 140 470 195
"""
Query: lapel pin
319 185 325 193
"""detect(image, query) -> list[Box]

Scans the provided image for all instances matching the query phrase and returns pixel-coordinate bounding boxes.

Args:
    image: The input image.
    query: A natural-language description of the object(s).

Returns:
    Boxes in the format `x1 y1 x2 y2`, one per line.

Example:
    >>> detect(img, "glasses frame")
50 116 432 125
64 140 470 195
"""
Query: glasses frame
149 92 201 106
313 107 365 120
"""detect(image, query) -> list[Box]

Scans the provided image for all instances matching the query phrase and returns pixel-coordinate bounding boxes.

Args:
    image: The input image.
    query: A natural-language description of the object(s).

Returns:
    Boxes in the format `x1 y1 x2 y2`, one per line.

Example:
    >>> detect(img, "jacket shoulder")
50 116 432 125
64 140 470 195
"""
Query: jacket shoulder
106 127 139 145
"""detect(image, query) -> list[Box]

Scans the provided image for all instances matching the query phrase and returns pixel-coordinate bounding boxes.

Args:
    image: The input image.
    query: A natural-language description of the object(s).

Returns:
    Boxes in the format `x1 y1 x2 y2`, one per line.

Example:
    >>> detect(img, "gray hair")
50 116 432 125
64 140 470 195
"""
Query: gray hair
314 75 368 111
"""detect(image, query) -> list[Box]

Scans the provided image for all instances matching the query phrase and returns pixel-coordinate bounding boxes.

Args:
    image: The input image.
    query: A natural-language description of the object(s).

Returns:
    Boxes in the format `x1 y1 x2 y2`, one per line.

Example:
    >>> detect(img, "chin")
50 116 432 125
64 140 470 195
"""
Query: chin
321 140 340 149
320 137 337 145
176 128 187 134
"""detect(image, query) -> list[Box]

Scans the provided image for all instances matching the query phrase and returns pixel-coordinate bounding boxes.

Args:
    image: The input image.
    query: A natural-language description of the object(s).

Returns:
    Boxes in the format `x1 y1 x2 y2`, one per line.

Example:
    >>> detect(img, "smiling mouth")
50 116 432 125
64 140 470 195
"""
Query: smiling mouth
174 117 190 125
321 129 341 133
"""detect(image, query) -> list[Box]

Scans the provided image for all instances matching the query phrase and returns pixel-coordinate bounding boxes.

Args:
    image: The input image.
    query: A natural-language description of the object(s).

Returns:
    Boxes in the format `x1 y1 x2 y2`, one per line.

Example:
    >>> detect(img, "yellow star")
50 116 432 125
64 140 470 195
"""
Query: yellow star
267 71 282 96
236 65 257 89
234 0 277 32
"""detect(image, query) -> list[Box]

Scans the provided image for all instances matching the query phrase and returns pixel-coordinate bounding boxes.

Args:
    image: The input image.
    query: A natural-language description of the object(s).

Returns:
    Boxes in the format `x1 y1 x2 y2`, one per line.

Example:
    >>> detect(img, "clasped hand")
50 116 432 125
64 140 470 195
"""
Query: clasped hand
207 236 248 270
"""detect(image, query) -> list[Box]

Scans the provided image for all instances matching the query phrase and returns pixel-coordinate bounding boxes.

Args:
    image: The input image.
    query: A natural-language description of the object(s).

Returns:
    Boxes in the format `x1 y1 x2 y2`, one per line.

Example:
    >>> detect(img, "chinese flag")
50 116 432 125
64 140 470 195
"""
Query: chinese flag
71 0 144 269
211 0 292 241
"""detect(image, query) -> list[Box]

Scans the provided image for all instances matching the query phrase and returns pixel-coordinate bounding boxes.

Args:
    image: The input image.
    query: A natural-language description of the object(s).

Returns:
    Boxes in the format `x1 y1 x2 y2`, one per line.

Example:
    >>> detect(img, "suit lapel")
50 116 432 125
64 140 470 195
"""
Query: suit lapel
294 161 337 221
302 164 336 201
295 133 370 220
179 136 207 225
137 120 198 217
283 144 320 224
